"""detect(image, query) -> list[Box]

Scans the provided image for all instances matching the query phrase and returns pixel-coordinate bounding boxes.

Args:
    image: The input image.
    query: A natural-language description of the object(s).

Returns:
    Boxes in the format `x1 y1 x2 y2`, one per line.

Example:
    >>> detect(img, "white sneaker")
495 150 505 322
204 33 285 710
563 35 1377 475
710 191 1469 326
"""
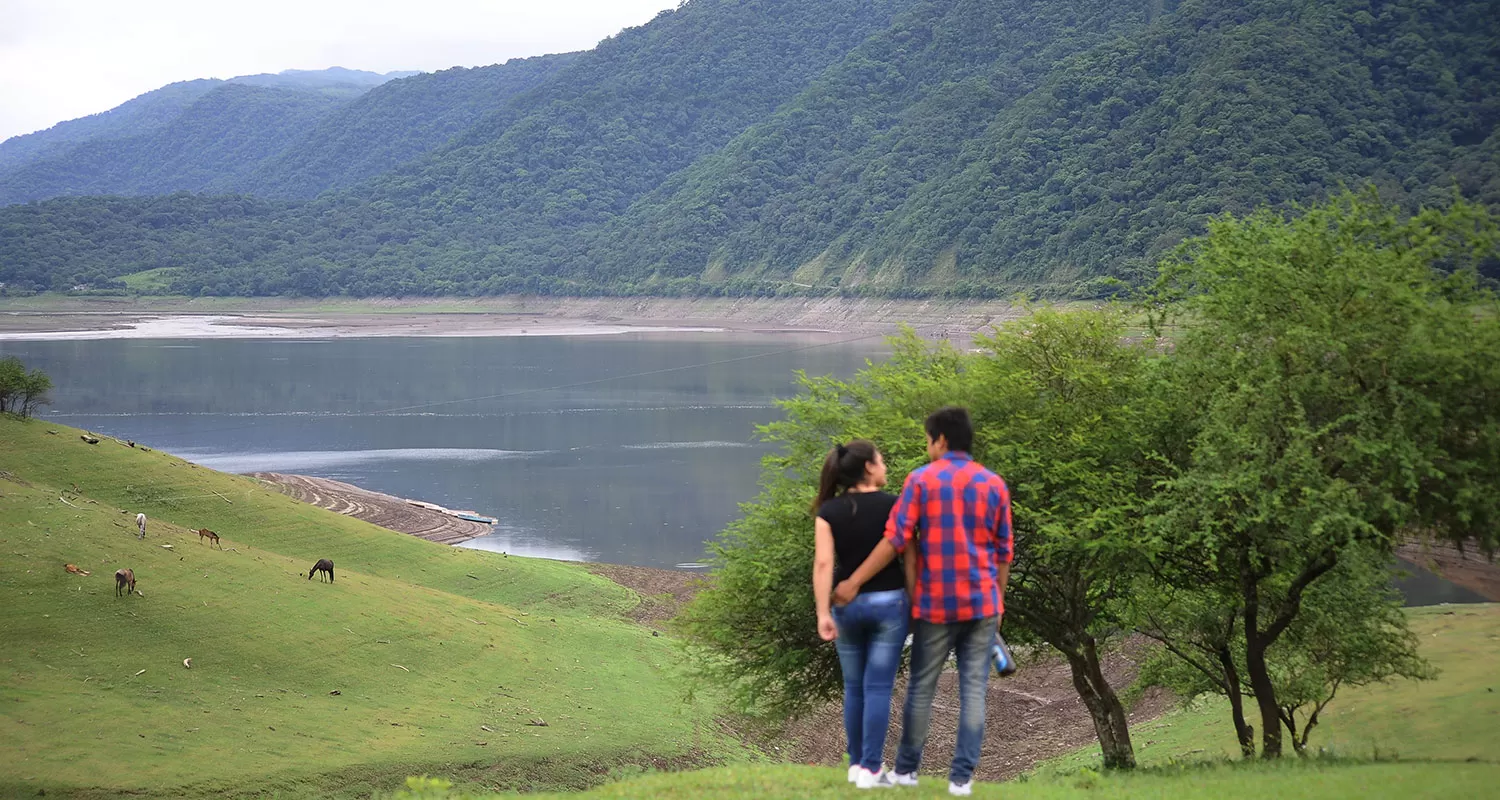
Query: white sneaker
855 768 894 789
890 771 918 787
948 780 973 796
848 765 861 783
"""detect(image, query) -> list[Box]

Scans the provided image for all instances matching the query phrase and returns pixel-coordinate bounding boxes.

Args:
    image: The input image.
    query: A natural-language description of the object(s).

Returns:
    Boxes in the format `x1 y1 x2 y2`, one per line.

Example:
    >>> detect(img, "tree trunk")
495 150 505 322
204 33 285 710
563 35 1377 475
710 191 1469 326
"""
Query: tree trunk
1216 643 1255 758
1061 637 1137 770
1240 558 1284 759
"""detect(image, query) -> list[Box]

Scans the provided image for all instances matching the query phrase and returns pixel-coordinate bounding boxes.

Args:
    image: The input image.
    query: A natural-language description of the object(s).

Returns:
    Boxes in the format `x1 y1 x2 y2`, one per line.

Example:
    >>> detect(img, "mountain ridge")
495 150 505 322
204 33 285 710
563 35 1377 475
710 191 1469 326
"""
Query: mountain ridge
0 0 1494 298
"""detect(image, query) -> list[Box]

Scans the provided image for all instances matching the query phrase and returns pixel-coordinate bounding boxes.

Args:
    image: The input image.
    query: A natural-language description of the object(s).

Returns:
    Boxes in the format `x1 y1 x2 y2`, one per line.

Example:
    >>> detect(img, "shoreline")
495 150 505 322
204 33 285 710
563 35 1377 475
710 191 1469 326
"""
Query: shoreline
0 295 1031 341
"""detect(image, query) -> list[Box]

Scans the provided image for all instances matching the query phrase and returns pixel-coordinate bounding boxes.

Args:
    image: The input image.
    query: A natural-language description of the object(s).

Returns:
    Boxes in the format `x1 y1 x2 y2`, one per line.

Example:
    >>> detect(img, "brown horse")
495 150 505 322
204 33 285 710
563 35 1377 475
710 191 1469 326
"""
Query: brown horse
115 568 136 597
308 559 334 583
197 528 222 548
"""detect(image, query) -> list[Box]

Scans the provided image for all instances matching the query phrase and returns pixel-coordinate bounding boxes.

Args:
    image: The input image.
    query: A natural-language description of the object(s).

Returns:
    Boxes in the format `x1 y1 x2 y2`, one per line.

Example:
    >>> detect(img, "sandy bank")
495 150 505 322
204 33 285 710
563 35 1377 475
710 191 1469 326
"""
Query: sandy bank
0 295 1028 341
252 472 491 545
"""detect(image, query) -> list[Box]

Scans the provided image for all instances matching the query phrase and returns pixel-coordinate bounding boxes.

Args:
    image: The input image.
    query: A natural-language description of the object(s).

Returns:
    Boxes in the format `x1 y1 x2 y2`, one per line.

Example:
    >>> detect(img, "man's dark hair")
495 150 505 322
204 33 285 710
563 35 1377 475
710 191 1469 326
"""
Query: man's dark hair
924 406 973 453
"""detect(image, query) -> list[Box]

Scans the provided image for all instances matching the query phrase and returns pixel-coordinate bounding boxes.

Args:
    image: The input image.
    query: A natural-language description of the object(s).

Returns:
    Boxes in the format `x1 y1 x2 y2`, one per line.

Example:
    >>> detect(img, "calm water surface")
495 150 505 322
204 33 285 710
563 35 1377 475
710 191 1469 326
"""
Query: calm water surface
2 333 885 567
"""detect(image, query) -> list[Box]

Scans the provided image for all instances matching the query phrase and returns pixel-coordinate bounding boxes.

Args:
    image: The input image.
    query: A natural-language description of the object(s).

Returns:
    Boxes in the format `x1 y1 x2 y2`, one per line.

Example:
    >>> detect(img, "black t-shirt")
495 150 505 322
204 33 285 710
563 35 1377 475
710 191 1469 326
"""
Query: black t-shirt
818 490 905 594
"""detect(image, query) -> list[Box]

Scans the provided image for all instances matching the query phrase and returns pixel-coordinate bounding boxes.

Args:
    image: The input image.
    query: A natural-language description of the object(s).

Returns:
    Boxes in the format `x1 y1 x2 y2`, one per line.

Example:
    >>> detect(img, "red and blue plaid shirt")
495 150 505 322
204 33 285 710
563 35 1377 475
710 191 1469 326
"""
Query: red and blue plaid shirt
884 452 1013 623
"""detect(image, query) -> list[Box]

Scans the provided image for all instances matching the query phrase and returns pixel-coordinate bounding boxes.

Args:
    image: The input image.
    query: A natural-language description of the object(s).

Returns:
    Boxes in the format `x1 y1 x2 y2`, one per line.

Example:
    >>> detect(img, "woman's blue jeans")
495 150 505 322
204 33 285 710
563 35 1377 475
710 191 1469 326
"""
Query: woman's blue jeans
831 589 910 772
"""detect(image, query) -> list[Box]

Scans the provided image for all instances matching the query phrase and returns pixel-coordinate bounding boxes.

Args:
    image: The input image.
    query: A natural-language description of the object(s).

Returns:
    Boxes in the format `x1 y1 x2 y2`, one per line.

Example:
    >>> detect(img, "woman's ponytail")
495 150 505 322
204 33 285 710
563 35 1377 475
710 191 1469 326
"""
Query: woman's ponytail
811 439 878 514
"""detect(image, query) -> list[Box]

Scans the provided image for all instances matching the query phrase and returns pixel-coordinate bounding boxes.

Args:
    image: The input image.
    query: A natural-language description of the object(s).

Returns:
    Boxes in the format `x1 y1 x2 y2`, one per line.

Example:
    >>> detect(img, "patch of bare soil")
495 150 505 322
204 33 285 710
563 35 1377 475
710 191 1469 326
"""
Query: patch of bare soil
252 472 490 544
581 562 708 629
581 561 1174 779
777 637 1171 781
1396 538 1500 602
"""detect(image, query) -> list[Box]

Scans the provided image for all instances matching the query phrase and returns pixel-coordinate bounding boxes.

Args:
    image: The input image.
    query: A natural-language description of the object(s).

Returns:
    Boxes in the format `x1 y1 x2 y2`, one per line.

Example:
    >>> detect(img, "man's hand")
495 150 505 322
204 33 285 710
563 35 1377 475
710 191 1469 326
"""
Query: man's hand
832 579 859 606
817 613 838 641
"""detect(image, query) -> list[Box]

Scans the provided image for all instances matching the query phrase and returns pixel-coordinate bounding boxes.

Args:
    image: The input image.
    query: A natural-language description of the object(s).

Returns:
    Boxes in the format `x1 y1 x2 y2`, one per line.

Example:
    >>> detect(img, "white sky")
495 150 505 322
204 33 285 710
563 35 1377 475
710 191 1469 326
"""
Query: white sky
0 0 682 142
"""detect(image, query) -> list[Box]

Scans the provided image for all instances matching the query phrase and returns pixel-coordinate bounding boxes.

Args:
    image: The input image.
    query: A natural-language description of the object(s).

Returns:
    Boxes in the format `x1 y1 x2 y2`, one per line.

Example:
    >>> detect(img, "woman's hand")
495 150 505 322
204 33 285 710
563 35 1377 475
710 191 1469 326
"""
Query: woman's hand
817 613 838 641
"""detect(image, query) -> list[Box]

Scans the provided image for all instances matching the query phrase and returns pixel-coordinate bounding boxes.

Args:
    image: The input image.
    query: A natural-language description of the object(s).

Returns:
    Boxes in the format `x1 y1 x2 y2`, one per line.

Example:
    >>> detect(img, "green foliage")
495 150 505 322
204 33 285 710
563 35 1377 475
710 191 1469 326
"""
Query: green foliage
681 308 1173 771
3 0 1496 297
1142 190 1500 756
1138 548 1434 755
0 84 354 204
0 355 51 417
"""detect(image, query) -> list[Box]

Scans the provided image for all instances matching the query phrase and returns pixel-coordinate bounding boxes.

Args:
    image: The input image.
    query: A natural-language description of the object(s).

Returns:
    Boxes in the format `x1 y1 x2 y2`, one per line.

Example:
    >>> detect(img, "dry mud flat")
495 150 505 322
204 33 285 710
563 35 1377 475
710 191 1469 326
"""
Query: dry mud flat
252 472 490 544
0 296 1028 341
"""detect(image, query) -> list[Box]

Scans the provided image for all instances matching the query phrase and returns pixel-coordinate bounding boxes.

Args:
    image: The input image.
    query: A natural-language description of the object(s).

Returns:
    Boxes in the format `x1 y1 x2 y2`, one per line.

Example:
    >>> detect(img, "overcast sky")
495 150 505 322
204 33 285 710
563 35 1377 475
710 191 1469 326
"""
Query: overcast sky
0 0 681 142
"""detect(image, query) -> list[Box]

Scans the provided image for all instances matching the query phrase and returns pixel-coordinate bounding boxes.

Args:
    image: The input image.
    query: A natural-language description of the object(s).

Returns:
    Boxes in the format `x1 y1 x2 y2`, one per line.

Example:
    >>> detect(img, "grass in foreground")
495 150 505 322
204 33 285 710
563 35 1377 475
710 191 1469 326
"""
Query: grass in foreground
392 760 1498 799
0 418 742 798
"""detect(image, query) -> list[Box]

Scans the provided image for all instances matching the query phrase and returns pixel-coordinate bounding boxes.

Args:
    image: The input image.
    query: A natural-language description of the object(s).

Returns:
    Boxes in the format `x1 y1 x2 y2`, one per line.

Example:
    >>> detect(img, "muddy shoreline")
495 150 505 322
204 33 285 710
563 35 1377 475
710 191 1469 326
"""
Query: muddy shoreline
0 295 1028 341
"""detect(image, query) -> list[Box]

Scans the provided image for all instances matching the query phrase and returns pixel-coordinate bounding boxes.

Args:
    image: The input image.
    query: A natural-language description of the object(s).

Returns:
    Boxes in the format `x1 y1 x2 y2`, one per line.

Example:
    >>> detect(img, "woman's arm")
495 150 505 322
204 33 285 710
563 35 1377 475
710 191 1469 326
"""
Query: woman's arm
813 517 838 641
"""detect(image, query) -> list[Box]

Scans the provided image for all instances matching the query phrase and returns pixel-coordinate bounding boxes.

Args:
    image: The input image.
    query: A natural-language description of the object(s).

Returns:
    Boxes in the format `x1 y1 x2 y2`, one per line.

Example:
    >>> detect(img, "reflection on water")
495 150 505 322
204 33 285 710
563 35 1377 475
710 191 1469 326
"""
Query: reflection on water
4 333 885 568
1392 558 1489 607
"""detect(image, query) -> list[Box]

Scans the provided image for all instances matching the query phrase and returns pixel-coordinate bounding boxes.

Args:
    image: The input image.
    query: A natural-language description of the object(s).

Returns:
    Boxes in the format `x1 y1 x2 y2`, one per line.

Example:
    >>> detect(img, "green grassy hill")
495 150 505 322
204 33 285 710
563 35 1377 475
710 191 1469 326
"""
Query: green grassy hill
0 417 742 798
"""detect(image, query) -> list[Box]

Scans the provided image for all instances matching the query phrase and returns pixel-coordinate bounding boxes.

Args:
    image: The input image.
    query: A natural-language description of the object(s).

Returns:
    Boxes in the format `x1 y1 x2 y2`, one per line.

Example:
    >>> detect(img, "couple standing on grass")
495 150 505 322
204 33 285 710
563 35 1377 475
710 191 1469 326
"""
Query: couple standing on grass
813 407 1012 796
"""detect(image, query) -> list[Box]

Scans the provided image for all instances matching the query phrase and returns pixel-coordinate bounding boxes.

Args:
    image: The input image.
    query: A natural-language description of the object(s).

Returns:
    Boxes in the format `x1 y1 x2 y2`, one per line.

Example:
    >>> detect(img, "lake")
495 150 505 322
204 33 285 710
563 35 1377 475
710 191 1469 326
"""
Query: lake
2 332 886 567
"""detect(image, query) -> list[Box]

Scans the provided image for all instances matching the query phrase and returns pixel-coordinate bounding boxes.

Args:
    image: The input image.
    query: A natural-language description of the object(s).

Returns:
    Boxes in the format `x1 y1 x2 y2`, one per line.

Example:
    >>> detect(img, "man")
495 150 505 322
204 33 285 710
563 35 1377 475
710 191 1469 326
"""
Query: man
833 406 1012 796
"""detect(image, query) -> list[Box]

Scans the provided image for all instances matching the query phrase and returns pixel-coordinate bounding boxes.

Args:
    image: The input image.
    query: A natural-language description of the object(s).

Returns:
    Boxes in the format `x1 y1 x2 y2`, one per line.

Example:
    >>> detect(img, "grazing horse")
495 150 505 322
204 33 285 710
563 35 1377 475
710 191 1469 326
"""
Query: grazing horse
308 559 334 583
135 513 147 539
115 568 136 597
197 528 222 548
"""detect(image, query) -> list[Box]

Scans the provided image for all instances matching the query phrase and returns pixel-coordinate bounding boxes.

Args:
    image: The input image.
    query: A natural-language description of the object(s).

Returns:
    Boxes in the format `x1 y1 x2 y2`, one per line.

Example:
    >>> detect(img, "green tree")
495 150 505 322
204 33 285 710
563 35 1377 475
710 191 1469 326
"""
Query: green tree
963 307 1177 769
1144 191 1500 758
681 311 1177 768
0 356 52 418
1136 545 1434 758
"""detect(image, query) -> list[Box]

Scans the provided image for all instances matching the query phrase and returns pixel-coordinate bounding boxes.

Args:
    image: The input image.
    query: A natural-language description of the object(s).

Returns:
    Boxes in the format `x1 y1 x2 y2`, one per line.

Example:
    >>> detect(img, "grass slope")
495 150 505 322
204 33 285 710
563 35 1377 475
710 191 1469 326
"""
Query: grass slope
0 417 739 798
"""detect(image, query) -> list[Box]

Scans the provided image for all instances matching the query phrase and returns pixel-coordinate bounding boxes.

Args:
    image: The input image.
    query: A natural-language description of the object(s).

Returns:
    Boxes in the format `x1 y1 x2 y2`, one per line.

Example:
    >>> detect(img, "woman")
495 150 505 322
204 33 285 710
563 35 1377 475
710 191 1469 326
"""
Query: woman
813 440 909 789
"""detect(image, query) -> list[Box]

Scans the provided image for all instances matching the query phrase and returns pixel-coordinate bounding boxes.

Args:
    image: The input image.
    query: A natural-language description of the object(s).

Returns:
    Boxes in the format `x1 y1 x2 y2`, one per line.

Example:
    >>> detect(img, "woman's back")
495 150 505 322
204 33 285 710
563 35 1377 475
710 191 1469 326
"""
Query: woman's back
818 491 904 594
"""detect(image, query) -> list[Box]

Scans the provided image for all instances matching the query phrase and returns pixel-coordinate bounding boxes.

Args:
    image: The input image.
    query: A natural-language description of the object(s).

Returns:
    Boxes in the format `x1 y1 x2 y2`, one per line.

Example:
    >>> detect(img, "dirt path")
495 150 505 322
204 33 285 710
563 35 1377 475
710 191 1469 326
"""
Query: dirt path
252 472 490 544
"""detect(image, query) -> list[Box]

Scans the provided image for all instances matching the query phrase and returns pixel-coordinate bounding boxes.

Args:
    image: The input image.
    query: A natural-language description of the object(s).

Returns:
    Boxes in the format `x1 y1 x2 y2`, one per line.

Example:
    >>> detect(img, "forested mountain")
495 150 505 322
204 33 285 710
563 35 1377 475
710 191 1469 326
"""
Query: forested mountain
226 67 419 96
0 80 220 173
0 84 354 204
240 54 579 199
0 0 1495 298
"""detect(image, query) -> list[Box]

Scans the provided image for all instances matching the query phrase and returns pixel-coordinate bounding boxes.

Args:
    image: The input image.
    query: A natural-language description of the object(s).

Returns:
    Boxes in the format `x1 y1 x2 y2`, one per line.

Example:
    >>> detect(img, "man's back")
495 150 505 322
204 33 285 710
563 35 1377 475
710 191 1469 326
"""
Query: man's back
884 452 1012 623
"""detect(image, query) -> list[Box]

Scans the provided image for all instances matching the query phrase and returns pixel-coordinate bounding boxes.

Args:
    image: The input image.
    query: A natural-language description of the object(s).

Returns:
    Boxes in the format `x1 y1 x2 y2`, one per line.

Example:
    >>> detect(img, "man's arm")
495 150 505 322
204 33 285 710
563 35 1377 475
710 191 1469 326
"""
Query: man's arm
833 473 921 605
994 481 1014 625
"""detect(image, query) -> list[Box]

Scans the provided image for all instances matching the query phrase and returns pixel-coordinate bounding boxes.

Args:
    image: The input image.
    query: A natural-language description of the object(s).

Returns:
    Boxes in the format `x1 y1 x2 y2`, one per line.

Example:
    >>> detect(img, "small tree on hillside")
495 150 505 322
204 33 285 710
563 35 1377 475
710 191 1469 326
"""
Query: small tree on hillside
1136 544 1433 758
1144 191 1500 758
0 356 52 418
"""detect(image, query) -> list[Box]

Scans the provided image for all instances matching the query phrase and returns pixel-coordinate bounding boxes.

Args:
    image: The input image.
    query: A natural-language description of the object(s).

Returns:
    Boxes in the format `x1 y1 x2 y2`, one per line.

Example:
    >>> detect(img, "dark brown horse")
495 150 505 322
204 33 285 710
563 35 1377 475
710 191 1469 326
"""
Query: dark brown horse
308 559 334 583
196 528 222 548
115 568 136 597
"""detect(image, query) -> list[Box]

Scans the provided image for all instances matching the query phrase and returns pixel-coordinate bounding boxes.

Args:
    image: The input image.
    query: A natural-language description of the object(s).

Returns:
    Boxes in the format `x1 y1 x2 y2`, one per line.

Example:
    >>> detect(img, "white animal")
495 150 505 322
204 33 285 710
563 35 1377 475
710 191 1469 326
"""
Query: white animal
135 513 146 539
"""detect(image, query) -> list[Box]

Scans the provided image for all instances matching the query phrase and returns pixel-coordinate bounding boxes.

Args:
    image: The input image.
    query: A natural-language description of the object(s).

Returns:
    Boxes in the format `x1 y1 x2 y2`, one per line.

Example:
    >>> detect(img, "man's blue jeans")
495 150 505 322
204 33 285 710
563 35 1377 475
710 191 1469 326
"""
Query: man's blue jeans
831 589 910 772
893 615 999 784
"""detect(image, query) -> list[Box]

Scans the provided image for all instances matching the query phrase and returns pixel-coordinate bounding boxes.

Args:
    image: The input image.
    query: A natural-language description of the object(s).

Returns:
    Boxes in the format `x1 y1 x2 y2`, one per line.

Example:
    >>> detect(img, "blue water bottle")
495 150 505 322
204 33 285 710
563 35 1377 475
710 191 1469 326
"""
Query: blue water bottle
992 632 1017 677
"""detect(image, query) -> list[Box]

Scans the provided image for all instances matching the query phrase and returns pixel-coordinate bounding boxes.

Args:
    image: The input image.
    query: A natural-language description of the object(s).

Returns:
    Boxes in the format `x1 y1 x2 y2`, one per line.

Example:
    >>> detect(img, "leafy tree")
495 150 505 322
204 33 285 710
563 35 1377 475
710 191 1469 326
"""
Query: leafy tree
1143 191 1500 758
682 310 1178 768
962 307 1178 769
1136 545 1434 758
0 356 52 418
